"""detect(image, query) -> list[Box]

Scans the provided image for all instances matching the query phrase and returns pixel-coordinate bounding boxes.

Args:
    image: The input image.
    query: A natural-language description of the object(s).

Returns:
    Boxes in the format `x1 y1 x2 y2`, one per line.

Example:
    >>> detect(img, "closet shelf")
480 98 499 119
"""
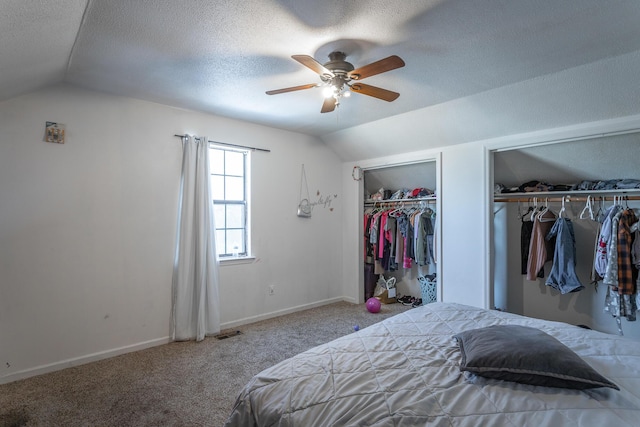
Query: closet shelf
494 189 640 202
364 196 436 206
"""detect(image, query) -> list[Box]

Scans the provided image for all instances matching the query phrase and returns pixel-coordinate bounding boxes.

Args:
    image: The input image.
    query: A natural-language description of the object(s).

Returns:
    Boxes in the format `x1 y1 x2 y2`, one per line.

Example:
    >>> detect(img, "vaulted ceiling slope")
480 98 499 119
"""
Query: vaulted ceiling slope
3 1 640 159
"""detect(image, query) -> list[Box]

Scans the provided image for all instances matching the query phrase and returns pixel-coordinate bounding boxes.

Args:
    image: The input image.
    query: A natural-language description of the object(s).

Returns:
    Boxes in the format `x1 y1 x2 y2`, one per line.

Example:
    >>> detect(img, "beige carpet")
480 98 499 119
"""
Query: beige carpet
0 301 409 427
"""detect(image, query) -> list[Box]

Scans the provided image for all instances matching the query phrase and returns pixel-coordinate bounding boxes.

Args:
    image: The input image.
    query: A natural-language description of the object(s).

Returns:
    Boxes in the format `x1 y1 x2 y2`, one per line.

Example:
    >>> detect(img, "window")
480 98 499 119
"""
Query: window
209 145 250 258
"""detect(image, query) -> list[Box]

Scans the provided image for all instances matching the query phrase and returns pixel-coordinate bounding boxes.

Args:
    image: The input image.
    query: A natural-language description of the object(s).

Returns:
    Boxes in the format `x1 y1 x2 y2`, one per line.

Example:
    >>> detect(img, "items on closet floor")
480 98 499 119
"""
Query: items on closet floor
373 275 397 304
418 274 437 304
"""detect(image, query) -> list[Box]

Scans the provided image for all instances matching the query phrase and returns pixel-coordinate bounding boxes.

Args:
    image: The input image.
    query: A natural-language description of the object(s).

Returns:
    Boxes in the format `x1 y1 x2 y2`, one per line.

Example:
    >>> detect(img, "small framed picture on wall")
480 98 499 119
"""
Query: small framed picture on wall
45 122 65 144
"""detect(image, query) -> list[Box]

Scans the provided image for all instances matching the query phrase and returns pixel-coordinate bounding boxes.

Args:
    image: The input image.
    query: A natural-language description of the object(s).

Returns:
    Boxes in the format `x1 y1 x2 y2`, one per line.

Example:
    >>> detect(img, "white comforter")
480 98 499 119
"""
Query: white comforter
224 303 640 426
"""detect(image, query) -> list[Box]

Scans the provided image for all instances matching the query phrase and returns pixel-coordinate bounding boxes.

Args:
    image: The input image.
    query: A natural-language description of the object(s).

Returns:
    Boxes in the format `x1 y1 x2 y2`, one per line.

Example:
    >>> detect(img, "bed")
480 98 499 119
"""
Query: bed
224 302 640 426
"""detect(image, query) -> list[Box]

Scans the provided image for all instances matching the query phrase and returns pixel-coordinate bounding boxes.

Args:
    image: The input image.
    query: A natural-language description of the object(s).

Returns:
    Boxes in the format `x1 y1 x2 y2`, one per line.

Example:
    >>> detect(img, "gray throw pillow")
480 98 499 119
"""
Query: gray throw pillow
453 324 618 390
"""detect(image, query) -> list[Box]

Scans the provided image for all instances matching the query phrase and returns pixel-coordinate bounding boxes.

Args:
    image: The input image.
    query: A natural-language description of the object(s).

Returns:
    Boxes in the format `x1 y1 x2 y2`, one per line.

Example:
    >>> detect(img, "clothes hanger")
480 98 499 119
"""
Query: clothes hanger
520 198 534 220
536 197 548 218
594 197 604 221
530 197 539 221
558 196 567 219
537 198 556 222
516 200 523 220
389 202 404 216
371 201 383 214
579 195 594 220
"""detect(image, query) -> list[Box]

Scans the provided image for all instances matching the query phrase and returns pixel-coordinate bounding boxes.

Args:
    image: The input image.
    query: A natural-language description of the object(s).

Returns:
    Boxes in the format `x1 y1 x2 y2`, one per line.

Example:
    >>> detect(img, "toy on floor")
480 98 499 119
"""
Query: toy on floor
366 297 381 313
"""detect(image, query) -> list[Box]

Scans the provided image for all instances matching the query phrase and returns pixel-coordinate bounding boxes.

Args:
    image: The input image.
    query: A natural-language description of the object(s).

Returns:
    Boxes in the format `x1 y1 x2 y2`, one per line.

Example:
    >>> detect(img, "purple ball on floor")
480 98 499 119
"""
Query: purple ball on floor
366 298 381 313
353 325 360 331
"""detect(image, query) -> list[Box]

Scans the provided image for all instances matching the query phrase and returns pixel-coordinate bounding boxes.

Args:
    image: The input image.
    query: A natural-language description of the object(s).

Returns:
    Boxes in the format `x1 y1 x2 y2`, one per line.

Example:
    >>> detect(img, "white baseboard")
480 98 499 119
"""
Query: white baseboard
1 297 359 385
0 337 170 385
220 296 355 330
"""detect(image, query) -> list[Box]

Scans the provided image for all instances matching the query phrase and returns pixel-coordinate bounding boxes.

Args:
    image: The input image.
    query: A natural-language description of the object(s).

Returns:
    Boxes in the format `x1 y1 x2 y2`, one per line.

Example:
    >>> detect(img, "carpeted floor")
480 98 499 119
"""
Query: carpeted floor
0 301 409 427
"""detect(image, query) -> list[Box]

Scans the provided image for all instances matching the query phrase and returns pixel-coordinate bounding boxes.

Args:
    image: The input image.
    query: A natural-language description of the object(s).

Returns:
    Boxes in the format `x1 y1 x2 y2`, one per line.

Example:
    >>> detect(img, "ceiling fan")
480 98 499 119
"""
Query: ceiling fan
266 51 405 113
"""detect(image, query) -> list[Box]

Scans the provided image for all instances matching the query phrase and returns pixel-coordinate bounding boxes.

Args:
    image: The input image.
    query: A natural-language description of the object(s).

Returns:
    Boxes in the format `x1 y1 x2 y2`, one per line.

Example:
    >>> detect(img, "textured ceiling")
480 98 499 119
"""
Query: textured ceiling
2 0 640 144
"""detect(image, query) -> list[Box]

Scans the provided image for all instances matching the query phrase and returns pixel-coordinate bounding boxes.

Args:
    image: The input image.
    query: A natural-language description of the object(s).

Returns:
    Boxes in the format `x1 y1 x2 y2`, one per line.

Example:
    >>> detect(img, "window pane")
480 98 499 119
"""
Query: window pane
216 230 226 254
211 175 225 200
225 176 244 201
226 204 244 228
209 149 224 174
213 204 226 228
226 151 244 176
226 229 244 254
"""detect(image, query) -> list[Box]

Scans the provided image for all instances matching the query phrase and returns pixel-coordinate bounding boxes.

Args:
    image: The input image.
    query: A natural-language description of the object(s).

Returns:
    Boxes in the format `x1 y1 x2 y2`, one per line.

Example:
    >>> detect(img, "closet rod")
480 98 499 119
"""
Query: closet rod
494 189 640 202
495 195 640 203
173 134 271 153
364 197 436 206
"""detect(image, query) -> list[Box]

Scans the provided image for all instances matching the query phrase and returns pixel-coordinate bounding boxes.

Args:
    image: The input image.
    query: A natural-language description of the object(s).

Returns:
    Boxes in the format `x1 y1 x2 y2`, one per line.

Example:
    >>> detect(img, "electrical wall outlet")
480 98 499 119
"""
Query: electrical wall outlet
268 285 275 296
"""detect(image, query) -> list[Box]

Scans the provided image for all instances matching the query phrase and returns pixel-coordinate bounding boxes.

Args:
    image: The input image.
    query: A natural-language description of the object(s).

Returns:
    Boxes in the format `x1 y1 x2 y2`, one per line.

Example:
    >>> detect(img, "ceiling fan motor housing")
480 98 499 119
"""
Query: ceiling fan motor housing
324 51 354 75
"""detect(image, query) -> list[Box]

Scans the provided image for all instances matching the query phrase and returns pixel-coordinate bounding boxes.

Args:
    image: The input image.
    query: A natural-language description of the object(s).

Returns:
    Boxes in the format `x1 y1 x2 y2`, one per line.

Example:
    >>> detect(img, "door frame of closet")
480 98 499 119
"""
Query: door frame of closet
484 113 640 329
347 152 443 304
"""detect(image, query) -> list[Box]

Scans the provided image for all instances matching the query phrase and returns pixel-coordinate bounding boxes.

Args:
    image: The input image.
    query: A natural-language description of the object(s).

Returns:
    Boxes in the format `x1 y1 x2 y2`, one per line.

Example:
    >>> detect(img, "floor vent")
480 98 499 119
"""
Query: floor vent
215 330 242 340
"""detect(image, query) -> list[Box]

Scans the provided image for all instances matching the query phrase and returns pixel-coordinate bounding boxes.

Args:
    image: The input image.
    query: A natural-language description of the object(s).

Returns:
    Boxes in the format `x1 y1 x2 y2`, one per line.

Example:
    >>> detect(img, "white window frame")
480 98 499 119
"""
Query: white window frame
209 143 251 261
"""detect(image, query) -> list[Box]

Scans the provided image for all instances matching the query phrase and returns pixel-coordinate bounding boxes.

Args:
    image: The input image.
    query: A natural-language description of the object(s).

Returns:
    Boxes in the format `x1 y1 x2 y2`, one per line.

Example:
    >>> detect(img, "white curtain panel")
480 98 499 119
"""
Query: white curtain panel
171 135 221 341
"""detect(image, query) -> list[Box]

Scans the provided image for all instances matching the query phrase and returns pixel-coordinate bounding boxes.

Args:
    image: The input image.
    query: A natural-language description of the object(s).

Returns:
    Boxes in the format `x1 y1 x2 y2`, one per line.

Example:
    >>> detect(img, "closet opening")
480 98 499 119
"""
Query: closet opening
362 160 440 308
491 132 640 340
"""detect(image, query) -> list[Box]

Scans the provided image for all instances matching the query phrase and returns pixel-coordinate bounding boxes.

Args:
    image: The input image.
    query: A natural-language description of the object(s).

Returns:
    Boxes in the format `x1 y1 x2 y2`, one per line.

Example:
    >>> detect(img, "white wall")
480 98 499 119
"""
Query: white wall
439 144 491 307
0 84 344 383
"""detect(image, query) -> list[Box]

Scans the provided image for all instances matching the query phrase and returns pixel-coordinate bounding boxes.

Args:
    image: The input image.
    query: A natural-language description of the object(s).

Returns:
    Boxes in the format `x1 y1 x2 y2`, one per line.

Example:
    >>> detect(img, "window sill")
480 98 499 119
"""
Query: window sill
219 256 256 266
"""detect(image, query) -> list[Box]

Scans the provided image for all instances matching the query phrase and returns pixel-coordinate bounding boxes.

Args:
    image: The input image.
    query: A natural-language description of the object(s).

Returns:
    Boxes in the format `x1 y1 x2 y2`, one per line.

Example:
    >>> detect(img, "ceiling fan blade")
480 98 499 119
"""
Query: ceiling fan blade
350 83 400 102
348 55 405 80
321 97 336 113
292 55 334 77
266 83 318 95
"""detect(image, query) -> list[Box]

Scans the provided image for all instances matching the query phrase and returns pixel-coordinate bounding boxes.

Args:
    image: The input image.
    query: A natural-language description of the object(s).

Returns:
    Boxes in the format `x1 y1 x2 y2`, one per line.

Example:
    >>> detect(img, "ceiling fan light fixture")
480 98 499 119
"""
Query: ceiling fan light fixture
322 85 336 98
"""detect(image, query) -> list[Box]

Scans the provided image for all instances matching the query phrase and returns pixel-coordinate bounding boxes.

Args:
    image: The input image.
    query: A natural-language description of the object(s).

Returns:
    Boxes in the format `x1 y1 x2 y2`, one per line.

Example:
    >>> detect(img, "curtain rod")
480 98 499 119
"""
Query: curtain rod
173 134 271 153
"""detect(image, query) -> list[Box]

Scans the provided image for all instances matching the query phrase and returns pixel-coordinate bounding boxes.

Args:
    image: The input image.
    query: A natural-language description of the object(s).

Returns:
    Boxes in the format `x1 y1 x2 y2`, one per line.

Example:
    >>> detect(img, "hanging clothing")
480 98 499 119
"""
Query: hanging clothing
415 211 433 266
520 218 533 275
616 209 638 296
364 213 374 263
602 210 623 288
590 221 602 284
595 205 622 277
378 211 391 271
386 216 398 271
521 213 543 278
412 210 423 265
363 203 436 273
526 209 557 281
545 218 584 294
603 209 638 322
403 215 415 268
394 217 404 270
